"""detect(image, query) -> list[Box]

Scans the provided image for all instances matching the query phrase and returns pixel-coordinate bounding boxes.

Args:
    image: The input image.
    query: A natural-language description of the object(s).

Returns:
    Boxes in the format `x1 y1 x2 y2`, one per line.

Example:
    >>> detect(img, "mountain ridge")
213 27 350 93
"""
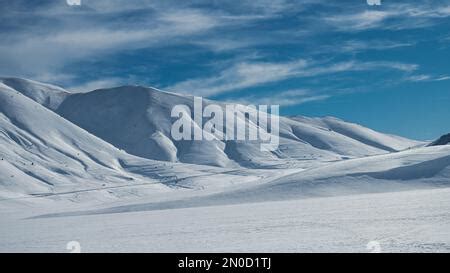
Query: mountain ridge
1 77 424 169
429 133 450 146
1 77 449 208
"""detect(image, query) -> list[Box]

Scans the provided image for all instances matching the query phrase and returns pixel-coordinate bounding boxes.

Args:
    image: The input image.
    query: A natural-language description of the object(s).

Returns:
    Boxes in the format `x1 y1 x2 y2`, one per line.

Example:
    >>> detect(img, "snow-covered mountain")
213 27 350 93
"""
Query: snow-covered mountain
208 145 450 205
0 77 70 110
2 77 450 253
56 85 423 168
429 133 450 146
0 79 271 201
1 77 422 169
1 77 448 204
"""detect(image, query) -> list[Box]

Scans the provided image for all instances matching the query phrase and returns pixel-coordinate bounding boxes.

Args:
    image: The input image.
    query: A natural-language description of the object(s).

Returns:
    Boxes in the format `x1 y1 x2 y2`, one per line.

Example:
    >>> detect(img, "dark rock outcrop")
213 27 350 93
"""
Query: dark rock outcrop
429 133 450 146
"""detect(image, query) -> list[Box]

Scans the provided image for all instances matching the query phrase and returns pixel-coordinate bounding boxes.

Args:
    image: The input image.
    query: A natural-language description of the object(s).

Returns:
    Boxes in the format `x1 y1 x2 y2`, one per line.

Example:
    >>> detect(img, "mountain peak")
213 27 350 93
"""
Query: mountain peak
1 77 424 168
0 77 70 110
429 133 450 146
0 77 69 94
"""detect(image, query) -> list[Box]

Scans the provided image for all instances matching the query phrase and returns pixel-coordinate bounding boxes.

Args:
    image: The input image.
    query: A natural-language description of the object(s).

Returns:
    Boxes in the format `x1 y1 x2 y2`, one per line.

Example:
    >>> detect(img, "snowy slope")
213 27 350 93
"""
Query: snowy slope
56 86 239 168
0 77 70 110
206 145 450 204
0 82 160 199
291 116 423 152
0 82 270 202
1 78 450 253
0 78 424 169
0 77 442 205
51 145 450 217
52 83 422 168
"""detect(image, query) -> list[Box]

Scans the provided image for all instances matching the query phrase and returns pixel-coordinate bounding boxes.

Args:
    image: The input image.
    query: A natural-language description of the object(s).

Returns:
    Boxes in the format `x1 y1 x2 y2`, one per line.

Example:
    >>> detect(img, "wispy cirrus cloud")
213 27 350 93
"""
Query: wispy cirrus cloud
0 8 222 75
0 1 276 81
167 59 419 96
406 74 450 82
232 89 330 106
320 39 415 54
324 2 450 32
1 0 449 103
326 10 391 31
167 60 308 96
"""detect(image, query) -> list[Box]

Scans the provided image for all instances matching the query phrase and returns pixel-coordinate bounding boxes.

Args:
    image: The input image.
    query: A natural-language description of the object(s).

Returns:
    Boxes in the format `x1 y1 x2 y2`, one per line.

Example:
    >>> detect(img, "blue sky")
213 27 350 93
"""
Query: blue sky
1 0 450 140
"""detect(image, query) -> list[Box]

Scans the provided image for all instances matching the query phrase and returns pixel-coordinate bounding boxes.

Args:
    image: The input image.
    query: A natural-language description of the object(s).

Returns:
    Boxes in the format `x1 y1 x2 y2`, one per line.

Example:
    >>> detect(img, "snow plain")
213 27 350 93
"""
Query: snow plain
0 77 449 252
1 188 449 252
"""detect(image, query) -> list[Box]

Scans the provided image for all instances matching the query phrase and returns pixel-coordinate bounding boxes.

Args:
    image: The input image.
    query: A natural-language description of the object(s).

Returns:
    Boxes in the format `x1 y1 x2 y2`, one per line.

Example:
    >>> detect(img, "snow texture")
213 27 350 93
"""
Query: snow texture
0 78 449 252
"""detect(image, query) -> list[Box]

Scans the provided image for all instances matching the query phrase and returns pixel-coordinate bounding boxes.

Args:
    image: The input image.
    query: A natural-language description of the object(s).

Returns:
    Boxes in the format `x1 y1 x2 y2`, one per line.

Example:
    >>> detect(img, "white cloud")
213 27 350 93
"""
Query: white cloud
1 0 448 93
329 40 414 53
167 59 419 96
357 61 418 72
407 74 450 82
436 76 450 81
326 10 391 31
325 3 450 32
168 60 308 96
234 89 330 106
0 5 259 78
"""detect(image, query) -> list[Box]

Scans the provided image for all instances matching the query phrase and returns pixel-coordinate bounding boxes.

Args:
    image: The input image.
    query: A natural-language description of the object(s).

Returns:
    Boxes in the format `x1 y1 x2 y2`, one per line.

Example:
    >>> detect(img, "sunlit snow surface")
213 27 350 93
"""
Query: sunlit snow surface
0 78 449 252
